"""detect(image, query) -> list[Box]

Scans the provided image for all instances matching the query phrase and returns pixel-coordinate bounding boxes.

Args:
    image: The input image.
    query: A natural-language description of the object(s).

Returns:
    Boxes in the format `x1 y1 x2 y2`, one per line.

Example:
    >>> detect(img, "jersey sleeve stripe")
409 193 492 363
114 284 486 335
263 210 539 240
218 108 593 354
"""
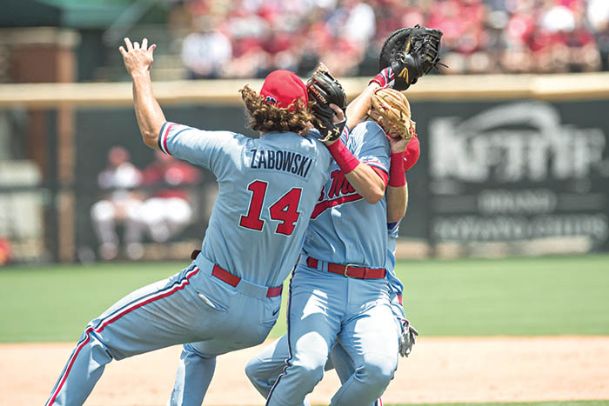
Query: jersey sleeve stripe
157 122 168 153
157 122 174 155
162 123 174 155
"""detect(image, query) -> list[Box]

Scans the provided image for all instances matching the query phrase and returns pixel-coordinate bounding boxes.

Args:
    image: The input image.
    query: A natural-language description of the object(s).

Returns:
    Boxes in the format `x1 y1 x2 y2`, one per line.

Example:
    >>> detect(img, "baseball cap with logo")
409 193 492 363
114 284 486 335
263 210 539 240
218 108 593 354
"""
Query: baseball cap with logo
260 70 308 110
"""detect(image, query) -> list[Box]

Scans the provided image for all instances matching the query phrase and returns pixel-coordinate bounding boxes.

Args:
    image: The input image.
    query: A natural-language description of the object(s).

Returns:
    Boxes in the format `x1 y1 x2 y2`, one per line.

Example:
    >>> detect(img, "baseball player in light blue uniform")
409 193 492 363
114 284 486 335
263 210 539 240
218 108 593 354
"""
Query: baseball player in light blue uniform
264 119 400 406
45 39 333 406
247 80 420 405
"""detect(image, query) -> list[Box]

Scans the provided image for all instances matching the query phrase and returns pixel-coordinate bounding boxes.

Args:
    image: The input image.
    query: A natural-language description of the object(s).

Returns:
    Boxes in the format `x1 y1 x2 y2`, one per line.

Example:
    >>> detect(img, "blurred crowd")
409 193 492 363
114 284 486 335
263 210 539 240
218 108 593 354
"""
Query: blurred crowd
91 146 202 260
167 0 609 78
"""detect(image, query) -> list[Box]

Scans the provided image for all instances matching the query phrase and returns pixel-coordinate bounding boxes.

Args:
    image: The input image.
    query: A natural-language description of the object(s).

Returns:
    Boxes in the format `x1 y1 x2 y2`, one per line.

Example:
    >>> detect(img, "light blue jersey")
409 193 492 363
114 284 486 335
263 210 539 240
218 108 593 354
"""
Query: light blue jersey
159 122 331 286
302 120 390 268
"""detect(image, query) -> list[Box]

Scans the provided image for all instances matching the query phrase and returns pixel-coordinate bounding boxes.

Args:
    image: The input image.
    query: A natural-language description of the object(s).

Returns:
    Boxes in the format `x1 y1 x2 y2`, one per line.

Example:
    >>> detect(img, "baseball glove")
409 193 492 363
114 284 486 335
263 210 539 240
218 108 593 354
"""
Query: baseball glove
379 25 443 90
368 88 416 140
306 64 347 142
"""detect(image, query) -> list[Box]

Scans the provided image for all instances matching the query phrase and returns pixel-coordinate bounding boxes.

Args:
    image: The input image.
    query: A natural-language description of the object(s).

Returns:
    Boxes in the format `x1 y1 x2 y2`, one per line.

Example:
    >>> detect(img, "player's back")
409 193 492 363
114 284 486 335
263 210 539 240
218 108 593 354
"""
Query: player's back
159 122 330 286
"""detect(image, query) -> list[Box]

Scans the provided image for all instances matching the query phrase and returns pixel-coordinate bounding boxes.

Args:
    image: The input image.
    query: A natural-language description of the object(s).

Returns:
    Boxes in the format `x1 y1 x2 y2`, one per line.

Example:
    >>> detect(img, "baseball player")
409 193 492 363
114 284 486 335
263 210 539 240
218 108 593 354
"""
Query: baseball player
258 67 426 405
45 38 342 406
246 81 419 406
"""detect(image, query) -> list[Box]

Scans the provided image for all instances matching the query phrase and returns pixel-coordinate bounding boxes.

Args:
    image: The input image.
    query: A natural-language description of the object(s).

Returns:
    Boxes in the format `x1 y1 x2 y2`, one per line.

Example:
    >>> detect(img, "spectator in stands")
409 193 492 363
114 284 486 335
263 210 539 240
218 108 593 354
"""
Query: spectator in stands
90 146 144 260
181 15 232 79
139 151 201 244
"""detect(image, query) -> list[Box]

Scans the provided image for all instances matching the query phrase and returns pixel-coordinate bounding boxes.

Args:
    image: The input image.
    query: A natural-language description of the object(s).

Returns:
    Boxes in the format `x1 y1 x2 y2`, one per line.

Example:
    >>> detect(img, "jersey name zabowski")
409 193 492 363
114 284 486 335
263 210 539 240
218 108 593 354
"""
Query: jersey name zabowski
250 149 314 178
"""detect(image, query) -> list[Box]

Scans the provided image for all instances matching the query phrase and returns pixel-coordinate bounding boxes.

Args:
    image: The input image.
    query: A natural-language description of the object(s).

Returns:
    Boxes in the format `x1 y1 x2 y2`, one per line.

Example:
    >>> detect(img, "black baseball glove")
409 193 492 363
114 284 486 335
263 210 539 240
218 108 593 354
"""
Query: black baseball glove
379 25 444 90
306 65 347 143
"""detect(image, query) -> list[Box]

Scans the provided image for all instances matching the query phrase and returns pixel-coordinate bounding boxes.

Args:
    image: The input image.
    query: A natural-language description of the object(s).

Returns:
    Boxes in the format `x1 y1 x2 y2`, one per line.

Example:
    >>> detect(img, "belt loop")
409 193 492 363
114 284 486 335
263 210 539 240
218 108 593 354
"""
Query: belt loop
306 256 319 270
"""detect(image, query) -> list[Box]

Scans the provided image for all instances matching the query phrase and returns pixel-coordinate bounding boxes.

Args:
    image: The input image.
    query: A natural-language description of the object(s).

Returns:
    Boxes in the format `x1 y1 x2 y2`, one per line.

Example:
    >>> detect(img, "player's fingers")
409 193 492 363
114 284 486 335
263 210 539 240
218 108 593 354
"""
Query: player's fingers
329 103 345 122
118 46 127 57
142 38 148 50
124 37 133 51
133 41 140 50
148 43 157 55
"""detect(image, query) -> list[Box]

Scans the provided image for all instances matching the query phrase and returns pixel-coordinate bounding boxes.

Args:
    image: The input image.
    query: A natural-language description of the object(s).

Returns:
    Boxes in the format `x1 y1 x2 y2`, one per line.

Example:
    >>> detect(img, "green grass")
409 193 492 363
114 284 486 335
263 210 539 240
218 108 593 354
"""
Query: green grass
1 255 608 342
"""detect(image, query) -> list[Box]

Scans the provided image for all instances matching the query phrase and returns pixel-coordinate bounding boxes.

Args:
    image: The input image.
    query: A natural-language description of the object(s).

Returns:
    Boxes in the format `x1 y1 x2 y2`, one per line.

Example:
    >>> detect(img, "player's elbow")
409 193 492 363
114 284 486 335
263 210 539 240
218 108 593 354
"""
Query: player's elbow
141 129 159 150
364 185 385 204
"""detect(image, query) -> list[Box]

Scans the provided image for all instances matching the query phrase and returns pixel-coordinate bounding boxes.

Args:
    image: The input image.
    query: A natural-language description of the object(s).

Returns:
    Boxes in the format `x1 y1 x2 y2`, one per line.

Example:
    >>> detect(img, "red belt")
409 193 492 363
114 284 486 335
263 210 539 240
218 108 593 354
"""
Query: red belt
191 250 282 298
306 257 386 280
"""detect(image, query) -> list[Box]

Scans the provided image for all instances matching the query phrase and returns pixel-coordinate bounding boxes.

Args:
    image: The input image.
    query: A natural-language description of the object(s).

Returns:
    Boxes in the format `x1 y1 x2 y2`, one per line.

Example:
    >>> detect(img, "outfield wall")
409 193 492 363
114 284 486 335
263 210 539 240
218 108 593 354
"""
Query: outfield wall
1 73 608 262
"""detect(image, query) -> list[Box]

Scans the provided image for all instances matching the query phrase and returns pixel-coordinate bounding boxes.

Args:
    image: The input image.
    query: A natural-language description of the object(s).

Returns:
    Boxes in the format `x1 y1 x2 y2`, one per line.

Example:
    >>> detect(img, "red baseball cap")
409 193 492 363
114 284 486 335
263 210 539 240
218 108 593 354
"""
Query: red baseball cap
260 70 308 110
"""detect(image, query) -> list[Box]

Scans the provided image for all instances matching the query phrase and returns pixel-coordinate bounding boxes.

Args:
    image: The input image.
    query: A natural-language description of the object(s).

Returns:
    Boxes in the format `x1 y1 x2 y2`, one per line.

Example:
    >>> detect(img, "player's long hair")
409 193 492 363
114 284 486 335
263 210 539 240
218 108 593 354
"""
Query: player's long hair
240 85 314 135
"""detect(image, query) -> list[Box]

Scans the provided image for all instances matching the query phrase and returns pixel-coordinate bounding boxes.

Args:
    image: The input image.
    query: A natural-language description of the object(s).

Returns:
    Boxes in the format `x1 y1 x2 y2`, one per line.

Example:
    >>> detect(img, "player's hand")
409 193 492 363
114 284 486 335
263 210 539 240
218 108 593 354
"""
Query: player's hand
387 120 416 153
321 104 346 146
330 103 345 125
388 135 408 153
119 37 156 77
399 318 418 357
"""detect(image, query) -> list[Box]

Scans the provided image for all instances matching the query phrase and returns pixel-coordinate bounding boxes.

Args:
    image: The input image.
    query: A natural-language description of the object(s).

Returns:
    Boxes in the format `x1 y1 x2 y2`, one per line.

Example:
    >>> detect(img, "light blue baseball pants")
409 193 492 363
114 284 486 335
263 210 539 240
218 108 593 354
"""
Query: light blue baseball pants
46 258 281 406
265 262 399 406
246 290 404 406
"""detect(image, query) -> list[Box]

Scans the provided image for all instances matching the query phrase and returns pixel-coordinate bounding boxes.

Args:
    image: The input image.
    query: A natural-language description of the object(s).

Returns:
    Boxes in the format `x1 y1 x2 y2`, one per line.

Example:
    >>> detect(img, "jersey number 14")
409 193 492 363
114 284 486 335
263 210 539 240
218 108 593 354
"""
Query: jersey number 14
240 180 302 235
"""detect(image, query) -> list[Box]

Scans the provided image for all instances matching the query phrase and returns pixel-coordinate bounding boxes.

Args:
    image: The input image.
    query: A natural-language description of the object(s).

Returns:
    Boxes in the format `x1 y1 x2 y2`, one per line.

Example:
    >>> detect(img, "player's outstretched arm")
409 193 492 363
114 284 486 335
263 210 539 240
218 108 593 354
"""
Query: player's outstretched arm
119 37 166 149
386 136 409 223
345 81 381 130
324 106 386 204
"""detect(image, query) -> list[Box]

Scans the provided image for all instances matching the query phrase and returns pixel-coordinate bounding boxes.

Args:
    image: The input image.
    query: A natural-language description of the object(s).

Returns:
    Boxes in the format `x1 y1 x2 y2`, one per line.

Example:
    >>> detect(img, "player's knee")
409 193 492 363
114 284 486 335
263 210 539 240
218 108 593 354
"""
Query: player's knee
244 357 264 385
290 357 326 388
359 353 397 389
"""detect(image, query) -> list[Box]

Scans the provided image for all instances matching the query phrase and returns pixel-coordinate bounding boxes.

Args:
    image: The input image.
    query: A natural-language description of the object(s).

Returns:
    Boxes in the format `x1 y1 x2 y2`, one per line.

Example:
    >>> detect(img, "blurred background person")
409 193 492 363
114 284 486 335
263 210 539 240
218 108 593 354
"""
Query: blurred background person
90 146 144 261
181 15 233 79
139 151 201 244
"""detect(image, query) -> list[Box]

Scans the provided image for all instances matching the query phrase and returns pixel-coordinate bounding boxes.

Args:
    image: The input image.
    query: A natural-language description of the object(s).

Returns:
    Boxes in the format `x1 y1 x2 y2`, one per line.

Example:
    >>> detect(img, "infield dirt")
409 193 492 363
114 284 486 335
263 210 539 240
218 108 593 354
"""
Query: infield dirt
2 336 608 405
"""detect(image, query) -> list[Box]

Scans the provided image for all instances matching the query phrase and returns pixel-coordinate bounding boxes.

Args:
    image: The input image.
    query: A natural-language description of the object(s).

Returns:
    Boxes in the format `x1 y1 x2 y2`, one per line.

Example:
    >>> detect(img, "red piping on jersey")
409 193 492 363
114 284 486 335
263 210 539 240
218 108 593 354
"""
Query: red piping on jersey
46 267 200 405
162 123 174 155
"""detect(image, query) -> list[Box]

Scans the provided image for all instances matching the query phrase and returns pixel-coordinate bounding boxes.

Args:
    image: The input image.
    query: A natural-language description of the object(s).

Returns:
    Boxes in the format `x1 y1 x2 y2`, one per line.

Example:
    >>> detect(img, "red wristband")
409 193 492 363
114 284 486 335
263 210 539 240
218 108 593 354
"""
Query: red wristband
389 151 406 187
327 140 360 174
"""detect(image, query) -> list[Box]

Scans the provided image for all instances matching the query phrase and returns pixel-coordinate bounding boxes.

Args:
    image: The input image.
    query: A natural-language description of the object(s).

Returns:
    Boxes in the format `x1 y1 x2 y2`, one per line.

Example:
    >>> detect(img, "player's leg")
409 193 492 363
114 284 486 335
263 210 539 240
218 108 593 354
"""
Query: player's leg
169 343 217 406
45 264 215 406
245 335 290 398
168 275 282 406
329 343 353 384
331 288 399 406
266 269 344 406
330 342 382 406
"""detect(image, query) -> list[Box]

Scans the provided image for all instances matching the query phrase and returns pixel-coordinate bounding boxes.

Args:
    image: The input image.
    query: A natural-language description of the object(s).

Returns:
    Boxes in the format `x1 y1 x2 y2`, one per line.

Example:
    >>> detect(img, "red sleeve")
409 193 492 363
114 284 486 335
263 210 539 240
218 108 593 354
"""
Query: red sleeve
372 166 389 187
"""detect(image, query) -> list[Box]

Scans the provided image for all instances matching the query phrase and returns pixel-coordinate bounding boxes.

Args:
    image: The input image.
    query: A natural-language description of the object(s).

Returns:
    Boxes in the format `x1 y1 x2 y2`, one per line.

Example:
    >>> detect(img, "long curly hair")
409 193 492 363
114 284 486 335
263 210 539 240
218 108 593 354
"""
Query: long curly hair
240 85 314 135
